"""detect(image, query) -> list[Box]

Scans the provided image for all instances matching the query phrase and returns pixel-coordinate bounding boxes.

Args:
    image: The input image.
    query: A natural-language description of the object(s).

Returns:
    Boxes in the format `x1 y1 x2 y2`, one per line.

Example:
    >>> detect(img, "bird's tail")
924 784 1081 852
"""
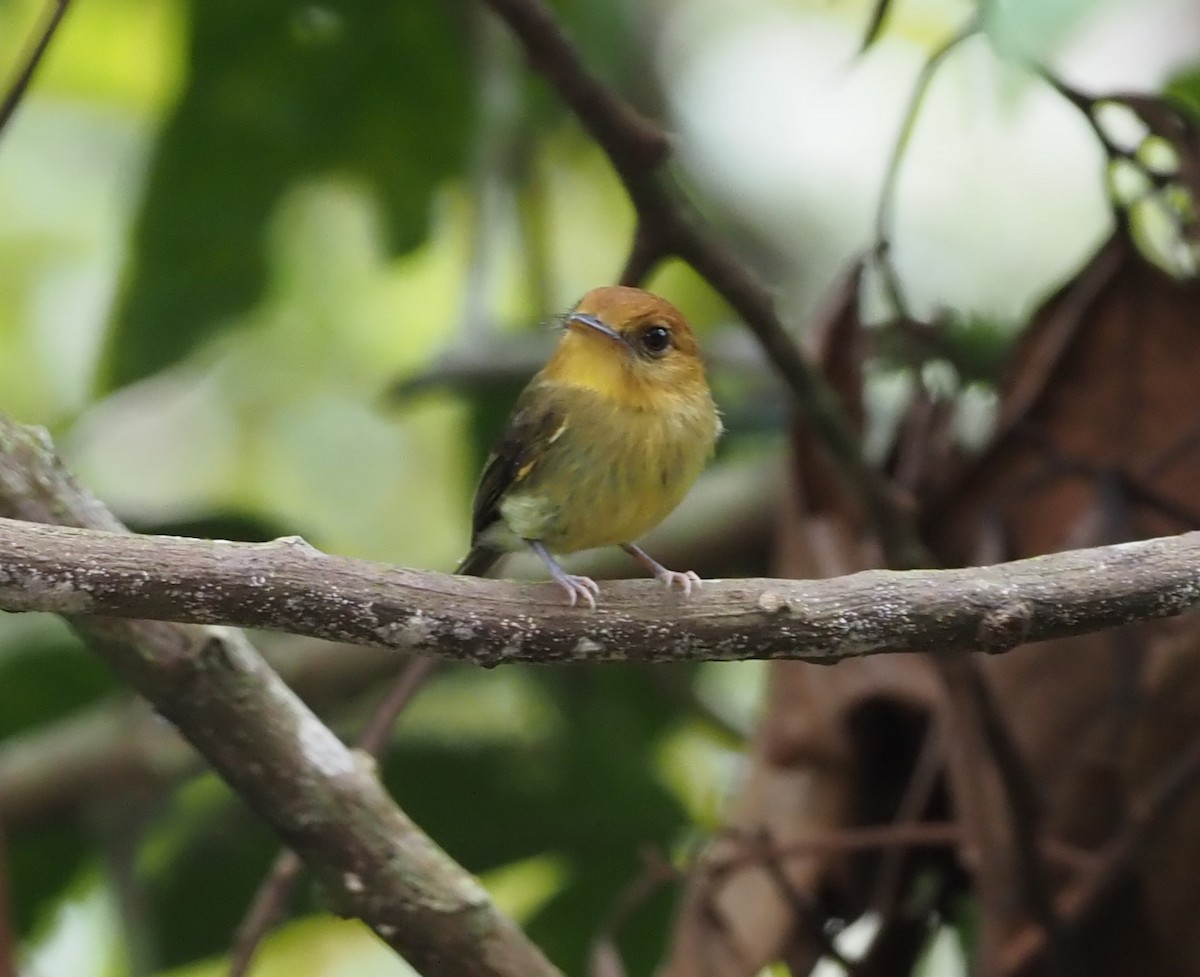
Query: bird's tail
455 545 504 577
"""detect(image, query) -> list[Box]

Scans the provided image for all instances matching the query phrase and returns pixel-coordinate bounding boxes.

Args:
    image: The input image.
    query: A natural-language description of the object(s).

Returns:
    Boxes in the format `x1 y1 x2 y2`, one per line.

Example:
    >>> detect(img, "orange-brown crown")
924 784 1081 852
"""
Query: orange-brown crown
540 286 710 409
570 286 700 357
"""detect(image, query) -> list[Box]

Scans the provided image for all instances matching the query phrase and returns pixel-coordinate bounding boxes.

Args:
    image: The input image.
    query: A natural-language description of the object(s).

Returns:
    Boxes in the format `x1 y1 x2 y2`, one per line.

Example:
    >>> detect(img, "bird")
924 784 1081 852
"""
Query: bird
456 285 722 608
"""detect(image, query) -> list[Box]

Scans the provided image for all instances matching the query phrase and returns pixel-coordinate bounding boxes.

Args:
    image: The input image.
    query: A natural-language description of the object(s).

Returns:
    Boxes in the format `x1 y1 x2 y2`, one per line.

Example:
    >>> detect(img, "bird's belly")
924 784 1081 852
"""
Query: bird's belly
499 411 712 554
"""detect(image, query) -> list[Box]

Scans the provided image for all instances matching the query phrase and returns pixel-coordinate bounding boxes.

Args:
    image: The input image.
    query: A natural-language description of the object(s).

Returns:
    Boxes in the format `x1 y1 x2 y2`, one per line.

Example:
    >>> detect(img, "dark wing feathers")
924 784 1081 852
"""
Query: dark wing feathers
470 383 565 541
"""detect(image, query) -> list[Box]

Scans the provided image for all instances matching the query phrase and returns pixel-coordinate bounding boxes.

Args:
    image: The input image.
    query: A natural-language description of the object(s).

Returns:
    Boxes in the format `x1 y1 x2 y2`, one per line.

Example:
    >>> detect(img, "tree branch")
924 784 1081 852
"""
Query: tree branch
0 417 561 977
1 516 1197 664
0 0 71 141
228 655 440 977
0 456 778 831
0 639 399 831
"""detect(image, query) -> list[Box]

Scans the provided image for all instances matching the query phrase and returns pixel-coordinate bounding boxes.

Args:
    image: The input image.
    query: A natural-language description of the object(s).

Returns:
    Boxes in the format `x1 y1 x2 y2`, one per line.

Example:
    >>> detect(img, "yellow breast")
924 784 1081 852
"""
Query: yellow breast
499 383 720 553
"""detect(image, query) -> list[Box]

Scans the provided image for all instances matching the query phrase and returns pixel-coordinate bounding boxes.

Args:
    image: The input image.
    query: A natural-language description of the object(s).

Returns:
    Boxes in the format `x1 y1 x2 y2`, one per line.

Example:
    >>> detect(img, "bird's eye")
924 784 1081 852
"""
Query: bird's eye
641 325 671 355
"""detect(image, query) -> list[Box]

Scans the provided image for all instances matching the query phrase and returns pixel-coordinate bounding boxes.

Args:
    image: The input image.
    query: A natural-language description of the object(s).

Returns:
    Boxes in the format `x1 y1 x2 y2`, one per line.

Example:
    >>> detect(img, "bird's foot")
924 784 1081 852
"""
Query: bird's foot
622 543 702 598
528 539 601 609
554 572 601 609
654 567 702 597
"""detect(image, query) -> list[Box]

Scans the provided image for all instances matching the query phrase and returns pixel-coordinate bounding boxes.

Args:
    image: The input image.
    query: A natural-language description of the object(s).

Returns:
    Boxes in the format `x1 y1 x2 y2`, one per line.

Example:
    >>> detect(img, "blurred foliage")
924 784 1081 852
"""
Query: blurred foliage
0 626 116 934
390 664 693 973
100 0 473 390
1 0 1197 972
1166 60 1200 117
872 314 1012 386
140 780 289 969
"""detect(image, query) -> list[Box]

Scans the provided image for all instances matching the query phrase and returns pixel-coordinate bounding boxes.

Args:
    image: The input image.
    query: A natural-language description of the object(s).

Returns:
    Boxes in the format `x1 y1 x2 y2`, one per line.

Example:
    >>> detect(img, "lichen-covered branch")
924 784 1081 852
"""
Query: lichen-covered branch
1 515 1198 664
0 416 562 977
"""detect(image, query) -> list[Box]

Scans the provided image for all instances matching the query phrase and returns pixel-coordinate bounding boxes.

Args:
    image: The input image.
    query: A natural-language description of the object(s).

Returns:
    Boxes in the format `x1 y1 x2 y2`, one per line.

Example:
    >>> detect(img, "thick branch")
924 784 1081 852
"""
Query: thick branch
1 517 1198 664
0 458 777 831
0 639 399 831
0 419 561 977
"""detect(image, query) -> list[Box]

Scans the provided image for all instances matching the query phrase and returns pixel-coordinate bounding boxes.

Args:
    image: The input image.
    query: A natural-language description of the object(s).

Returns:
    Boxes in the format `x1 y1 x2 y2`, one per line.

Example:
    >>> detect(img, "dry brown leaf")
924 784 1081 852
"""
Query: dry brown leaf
930 229 1200 975
662 264 940 977
668 225 1200 977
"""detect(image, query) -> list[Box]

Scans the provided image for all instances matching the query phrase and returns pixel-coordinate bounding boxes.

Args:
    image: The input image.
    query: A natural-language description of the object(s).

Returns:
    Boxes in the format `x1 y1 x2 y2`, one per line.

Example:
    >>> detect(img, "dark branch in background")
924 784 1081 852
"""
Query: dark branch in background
0 417 562 977
469 5 1140 966
2 514 1200 663
953 663 1067 972
479 0 925 569
0 0 71 140
1003 727 1200 977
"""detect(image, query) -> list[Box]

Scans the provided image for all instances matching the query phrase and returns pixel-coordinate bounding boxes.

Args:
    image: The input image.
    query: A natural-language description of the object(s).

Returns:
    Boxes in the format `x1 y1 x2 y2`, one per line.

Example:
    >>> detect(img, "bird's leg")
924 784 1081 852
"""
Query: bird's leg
527 540 600 609
622 543 702 596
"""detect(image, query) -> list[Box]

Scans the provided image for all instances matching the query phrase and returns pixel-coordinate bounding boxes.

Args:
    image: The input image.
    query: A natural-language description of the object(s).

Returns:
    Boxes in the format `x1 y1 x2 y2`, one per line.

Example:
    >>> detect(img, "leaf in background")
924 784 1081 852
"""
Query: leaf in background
141 782 283 969
1166 62 1200 120
859 0 896 54
100 0 472 390
385 664 691 976
0 633 115 742
0 632 117 934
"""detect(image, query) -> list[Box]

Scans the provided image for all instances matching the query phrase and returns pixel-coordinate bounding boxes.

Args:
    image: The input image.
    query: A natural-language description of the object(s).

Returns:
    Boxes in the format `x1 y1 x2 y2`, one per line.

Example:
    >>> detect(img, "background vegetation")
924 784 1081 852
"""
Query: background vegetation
1 0 1198 974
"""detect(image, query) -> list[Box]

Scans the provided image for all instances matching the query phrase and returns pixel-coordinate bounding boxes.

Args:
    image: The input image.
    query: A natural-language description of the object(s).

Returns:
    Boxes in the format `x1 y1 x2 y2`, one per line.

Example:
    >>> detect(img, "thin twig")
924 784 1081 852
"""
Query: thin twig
953 661 1068 975
0 0 71 140
752 828 854 970
710 821 962 879
869 725 945 916
873 20 980 319
355 657 440 756
599 848 681 938
227 852 304 977
1003 729 1200 976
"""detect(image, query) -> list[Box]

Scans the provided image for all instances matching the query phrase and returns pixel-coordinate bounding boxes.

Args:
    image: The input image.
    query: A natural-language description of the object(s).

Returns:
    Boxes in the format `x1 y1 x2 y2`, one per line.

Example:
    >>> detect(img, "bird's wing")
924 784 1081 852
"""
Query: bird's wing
471 382 567 542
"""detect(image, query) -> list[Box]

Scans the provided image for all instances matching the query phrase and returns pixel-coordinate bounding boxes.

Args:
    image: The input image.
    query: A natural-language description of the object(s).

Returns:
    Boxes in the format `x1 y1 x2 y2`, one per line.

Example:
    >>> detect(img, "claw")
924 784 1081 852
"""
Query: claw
622 543 703 599
656 568 702 597
528 539 602 609
557 573 600 610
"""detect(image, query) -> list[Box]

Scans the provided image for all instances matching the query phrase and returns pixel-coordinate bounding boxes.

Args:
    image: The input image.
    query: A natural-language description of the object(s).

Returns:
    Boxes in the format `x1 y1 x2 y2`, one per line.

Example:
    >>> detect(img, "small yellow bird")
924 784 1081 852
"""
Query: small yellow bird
456 285 722 607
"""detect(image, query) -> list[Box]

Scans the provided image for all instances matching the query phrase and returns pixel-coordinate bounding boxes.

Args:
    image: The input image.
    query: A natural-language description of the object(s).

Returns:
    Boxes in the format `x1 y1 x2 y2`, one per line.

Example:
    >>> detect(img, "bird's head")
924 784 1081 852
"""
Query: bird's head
542 286 709 409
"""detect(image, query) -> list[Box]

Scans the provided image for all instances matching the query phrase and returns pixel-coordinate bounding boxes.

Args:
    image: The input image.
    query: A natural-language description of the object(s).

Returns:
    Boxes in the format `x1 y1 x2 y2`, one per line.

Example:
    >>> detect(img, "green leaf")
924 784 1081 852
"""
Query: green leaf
0 631 116 934
7 825 92 937
384 663 691 974
0 631 115 740
101 0 472 390
142 780 283 968
1165 61 1200 121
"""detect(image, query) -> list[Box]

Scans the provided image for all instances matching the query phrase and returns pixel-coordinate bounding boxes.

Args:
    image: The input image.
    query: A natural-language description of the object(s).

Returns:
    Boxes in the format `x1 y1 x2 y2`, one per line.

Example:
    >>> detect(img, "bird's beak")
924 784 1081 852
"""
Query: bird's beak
566 312 627 347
